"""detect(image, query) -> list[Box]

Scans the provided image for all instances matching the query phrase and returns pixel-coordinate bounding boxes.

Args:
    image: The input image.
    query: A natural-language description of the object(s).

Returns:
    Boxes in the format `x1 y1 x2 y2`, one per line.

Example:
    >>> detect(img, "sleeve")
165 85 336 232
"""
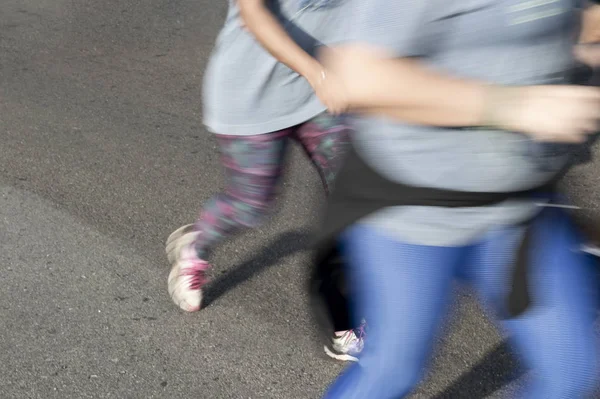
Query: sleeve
339 0 433 57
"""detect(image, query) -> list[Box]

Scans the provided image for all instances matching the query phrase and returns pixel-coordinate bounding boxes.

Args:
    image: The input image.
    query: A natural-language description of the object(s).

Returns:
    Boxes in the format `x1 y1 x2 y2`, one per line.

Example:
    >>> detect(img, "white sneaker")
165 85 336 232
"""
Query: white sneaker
166 225 210 312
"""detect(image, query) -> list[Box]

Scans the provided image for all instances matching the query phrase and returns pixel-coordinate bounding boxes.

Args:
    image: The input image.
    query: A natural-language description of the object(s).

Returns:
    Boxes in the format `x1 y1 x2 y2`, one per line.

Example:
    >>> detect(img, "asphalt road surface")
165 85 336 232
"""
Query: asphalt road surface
2 1 600 398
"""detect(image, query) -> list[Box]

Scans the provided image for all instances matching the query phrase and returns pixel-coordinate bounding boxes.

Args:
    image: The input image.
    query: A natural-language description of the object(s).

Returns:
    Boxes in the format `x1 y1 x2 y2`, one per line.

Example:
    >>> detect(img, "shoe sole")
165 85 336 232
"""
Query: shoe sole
323 345 359 362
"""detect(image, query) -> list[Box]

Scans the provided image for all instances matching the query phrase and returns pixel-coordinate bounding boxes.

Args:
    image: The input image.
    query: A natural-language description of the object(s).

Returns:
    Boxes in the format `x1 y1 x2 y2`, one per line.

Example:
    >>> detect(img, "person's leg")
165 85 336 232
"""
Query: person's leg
317 240 365 362
192 131 290 258
294 112 351 195
294 112 360 358
471 208 600 398
167 130 291 312
324 225 467 399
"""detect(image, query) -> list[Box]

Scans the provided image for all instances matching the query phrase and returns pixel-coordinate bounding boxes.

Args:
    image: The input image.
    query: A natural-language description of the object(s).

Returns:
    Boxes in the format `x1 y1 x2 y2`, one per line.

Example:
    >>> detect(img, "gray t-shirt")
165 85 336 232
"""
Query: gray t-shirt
344 0 583 246
202 0 349 135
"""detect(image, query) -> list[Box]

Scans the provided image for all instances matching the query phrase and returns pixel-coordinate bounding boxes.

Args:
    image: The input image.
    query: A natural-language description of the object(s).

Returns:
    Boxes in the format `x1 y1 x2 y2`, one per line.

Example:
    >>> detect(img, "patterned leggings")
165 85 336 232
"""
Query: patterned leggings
194 112 351 259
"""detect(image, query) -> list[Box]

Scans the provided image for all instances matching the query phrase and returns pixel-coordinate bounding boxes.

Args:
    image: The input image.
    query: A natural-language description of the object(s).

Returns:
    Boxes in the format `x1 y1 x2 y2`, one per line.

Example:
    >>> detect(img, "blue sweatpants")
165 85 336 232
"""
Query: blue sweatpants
325 208 599 399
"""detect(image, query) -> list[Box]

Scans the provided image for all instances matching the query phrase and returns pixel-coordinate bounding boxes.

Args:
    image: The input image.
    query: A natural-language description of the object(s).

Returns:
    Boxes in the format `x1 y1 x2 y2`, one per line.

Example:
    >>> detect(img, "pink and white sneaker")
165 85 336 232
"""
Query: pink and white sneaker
165 224 210 312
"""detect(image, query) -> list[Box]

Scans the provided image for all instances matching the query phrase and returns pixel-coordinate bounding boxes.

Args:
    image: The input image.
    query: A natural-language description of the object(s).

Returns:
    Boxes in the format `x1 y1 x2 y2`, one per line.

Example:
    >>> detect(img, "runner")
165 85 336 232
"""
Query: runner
165 0 364 361
312 0 600 397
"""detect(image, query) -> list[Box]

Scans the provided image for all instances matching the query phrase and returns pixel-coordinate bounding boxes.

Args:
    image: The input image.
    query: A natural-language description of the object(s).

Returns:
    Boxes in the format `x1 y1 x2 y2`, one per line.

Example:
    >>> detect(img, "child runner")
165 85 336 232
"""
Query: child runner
165 0 364 361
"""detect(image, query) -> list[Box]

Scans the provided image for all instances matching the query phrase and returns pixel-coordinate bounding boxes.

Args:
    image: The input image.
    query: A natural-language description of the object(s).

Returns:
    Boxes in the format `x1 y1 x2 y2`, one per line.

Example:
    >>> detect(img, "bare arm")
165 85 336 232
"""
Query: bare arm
237 0 321 84
321 45 488 127
317 0 600 142
237 0 346 113
321 44 600 143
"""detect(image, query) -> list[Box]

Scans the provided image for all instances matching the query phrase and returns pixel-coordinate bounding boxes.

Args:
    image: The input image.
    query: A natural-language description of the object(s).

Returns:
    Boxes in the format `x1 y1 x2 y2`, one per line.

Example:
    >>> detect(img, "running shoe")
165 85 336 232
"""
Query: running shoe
324 321 366 362
166 224 210 312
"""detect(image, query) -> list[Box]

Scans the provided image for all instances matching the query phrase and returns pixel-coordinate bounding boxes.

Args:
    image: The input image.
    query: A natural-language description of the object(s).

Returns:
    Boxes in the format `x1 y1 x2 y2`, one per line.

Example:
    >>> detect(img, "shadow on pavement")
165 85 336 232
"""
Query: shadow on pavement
202 229 310 308
434 340 522 399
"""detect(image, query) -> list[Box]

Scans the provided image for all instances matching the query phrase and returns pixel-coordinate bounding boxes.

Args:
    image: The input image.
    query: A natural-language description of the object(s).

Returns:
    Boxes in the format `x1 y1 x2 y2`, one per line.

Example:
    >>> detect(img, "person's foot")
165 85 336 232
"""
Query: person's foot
166 225 210 312
324 321 366 362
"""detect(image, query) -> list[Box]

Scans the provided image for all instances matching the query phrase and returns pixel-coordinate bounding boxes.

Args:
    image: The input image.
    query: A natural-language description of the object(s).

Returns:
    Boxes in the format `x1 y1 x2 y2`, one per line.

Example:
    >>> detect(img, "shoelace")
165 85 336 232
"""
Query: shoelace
181 261 210 290
339 321 367 348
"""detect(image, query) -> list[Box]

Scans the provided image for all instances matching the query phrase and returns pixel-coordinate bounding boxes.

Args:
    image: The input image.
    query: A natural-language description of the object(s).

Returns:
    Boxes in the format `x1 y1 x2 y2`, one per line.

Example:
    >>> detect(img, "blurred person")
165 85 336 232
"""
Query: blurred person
310 0 600 397
165 0 364 362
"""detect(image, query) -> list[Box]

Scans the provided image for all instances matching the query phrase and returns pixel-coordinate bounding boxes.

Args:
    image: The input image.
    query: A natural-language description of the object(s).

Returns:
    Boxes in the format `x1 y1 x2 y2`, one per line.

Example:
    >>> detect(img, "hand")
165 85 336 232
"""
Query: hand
488 85 600 143
306 65 348 115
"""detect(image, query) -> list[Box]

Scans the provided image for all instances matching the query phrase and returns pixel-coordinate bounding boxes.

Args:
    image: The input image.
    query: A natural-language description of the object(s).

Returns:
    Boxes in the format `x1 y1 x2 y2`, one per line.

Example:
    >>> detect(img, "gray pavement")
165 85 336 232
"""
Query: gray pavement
1 1 599 398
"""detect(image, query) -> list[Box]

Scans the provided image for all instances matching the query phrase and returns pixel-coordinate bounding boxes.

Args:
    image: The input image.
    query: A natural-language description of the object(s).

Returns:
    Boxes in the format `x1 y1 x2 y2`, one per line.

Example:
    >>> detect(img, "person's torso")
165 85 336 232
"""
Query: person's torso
202 0 350 135
351 0 585 245
355 0 581 192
